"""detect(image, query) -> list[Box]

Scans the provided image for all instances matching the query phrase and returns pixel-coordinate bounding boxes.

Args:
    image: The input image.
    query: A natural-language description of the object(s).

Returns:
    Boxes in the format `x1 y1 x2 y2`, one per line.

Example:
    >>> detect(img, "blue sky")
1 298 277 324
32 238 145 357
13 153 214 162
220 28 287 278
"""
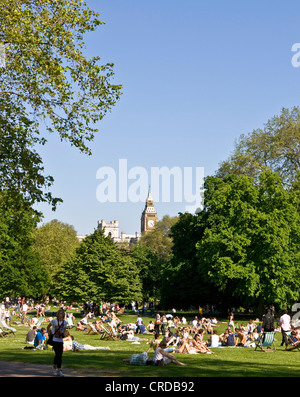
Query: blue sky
36 0 300 236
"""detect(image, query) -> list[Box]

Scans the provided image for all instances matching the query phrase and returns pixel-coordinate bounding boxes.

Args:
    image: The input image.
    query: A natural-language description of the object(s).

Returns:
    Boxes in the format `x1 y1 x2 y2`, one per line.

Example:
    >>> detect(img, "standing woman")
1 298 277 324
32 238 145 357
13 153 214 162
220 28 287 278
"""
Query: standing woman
228 312 235 333
47 308 68 377
154 312 161 335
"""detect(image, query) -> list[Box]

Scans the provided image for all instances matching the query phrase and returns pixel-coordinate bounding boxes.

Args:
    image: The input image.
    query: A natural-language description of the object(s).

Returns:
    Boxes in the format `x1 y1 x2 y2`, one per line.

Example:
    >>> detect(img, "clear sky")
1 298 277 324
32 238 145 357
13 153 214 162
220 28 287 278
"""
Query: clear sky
35 0 300 236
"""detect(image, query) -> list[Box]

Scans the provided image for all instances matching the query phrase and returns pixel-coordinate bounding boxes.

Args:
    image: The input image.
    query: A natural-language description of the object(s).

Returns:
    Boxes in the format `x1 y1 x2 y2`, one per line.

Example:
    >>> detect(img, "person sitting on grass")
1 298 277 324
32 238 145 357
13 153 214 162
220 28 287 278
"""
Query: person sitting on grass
123 352 154 366
192 334 214 354
195 328 205 341
147 321 155 333
162 330 177 351
182 327 190 340
235 328 248 346
207 330 221 348
173 329 183 346
154 340 187 366
251 328 261 342
34 327 48 350
247 319 256 336
288 331 300 347
76 315 89 331
26 326 37 345
219 329 229 346
219 328 235 346
174 336 214 355
147 333 161 353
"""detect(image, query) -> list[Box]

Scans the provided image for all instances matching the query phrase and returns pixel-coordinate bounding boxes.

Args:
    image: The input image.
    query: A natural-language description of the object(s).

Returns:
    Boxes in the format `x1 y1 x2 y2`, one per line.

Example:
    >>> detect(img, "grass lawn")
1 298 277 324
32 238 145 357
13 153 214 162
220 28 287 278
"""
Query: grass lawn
0 308 299 377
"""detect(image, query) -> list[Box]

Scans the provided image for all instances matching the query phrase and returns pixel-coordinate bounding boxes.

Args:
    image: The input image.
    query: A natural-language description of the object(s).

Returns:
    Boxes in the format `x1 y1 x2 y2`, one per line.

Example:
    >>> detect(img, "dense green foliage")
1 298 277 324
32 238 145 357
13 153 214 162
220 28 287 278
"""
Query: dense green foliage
0 0 122 210
217 107 300 187
163 171 300 311
32 219 79 285
0 0 121 300
0 193 48 297
54 229 143 304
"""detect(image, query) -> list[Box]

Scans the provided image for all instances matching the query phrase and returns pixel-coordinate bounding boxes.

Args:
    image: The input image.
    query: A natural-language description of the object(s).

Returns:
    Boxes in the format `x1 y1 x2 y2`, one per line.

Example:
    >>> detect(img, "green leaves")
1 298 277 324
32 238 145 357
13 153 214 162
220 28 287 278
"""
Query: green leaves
32 219 79 286
0 115 61 210
217 107 300 187
0 0 122 153
0 192 49 297
0 0 122 209
196 171 300 307
55 230 142 304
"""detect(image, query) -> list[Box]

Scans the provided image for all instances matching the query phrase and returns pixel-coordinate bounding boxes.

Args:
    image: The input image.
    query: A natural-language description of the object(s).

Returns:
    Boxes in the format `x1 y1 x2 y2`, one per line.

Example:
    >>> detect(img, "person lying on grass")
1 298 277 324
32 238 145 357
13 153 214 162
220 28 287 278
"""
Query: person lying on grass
123 342 187 367
63 330 110 351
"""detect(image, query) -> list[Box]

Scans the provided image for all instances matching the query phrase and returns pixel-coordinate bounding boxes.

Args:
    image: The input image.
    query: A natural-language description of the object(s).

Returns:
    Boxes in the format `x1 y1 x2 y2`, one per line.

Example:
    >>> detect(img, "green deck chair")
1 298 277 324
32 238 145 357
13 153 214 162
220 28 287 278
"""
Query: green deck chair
66 317 76 329
255 332 276 352
0 319 16 336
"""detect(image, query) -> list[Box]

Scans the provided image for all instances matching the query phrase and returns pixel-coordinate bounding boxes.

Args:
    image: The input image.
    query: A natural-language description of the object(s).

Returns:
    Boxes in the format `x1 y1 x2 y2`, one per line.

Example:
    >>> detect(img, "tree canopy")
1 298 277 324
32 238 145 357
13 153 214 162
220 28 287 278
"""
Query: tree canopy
167 171 300 311
139 215 178 261
33 219 79 286
0 192 49 297
54 230 142 304
0 0 122 209
217 107 300 187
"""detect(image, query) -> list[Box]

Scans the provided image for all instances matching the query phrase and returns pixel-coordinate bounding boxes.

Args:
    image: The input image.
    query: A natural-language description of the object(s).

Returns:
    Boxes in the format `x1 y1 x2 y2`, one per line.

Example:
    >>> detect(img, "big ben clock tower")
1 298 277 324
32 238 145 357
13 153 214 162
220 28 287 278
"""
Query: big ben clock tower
141 187 157 233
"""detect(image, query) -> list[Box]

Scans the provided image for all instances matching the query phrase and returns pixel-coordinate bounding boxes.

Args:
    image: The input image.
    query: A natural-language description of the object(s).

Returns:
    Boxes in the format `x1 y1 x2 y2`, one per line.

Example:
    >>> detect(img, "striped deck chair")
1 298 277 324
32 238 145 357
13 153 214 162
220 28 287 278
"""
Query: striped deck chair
0 319 16 336
0 327 9 337
35 317 44 330
98 324 113 340
255 332 276 352
106 322 120 340
27 316 44 329
66 317 76 329
87 323 104 337
98 323 119 340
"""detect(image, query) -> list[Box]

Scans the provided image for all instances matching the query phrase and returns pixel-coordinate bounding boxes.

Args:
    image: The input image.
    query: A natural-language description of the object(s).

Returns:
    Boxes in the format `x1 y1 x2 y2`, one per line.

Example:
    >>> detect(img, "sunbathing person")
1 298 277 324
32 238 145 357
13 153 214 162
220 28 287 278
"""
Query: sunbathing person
76 315 89 331
193 334 214 354
175 336 214 354
63 332 110 351
147 333 161 353
154 340 186 366
123 352 154 366
219 329 229 345
235 328 248 346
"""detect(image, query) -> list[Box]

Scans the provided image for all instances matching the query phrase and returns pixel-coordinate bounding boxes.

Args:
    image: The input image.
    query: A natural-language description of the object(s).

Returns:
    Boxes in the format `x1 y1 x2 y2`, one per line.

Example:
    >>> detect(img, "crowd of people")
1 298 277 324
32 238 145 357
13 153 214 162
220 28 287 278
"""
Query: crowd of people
123 308 300 366
1 297 300 372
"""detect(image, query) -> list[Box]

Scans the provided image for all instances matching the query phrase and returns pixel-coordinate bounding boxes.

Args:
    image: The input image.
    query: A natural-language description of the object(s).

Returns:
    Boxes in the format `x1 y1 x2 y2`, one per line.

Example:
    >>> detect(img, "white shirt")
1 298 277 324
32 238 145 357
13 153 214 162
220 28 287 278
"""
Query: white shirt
154 347 164 362
279 314 291 331
210 334 220 348
50 319 67 343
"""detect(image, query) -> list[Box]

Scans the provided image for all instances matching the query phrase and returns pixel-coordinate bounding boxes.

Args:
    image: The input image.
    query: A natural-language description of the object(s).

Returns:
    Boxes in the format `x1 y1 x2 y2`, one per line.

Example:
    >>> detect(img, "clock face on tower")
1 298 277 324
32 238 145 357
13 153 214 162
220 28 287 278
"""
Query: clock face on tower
148 220 155 228
141 187 157 233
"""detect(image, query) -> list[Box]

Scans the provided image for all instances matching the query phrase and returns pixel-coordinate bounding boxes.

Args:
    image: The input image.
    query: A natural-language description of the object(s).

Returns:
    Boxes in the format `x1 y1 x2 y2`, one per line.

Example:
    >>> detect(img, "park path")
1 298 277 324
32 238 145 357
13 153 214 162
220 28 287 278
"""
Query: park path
0 360 93 377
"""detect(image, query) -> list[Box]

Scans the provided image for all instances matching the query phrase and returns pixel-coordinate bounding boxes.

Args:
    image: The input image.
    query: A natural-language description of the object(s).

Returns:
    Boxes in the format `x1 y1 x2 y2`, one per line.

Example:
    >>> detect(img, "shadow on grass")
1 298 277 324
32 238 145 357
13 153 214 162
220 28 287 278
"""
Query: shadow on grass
0 347 299 377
